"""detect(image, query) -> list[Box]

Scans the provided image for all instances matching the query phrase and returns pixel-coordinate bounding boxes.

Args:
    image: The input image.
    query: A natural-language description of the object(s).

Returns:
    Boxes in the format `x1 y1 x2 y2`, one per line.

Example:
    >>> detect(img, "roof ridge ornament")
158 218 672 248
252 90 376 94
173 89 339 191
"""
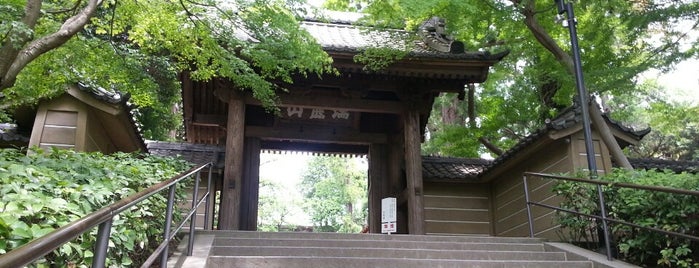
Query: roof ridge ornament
418 17 464 54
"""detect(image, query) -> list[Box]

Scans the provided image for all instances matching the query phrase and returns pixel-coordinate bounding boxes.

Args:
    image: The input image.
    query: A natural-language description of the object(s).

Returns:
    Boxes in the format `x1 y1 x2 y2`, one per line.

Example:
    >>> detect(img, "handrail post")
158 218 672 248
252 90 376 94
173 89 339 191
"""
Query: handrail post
187 171 201 256
522 175 535 238
596 184 613 260
160 184 177 268
204 164 213 230
91 219 113 268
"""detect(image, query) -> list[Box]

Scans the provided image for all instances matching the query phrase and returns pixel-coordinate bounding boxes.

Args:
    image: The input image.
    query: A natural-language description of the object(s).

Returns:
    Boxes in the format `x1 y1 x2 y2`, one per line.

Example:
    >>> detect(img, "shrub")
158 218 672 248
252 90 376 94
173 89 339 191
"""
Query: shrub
0 148 191 267
554 169 699 267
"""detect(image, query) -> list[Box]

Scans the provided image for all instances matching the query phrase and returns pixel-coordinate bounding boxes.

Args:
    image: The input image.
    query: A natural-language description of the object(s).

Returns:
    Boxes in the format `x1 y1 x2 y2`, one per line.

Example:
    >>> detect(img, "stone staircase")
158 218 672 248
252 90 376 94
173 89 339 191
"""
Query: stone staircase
170 231 639 268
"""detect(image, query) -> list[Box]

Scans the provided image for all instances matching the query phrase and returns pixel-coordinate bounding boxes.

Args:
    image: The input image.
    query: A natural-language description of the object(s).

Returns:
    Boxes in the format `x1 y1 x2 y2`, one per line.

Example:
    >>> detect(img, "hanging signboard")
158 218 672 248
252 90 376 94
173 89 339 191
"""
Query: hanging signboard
381 197 397 234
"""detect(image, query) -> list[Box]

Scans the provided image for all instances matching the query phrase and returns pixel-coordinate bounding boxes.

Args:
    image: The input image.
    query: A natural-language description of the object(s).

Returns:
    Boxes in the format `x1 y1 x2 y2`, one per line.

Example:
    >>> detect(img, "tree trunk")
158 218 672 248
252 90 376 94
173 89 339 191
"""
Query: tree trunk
516 0 633 170
0 0 104 91
589 102 634 170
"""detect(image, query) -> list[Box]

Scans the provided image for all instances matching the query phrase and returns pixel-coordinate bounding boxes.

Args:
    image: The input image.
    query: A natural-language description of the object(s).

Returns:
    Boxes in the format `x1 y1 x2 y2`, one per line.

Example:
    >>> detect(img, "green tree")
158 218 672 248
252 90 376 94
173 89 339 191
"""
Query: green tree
326 0 699 157
1 0 334 139
299 156 367 233
605 80 699 160
258 177 299 231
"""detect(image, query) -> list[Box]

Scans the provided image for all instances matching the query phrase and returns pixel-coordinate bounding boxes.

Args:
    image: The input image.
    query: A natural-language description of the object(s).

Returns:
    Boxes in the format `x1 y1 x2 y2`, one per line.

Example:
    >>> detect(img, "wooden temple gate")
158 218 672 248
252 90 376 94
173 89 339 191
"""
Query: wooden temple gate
180 19 505 234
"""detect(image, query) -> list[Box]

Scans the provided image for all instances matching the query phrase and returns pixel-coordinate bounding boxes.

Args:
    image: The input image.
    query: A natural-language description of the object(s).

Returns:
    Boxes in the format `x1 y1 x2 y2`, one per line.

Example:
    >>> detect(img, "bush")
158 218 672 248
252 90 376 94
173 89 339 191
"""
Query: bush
554 169 699 267
0 148 191 267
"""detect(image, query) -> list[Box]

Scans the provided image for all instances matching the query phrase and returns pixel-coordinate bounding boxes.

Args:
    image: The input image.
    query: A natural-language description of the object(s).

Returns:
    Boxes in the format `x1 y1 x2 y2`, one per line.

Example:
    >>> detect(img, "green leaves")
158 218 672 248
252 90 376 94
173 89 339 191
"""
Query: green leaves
333 0 699 158
4 0 336 138
0 148 191 266
299 156 367 233
554 168 699 267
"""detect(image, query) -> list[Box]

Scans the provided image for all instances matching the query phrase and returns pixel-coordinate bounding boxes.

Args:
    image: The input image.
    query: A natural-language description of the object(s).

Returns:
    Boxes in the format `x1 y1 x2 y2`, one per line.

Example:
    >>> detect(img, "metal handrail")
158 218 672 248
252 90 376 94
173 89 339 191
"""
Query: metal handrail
523 171 699 261
0 162 213 268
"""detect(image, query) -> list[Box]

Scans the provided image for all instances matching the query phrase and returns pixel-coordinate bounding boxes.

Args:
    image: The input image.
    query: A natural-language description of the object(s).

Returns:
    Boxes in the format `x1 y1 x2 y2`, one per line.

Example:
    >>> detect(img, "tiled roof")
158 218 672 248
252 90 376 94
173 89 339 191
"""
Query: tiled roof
298 10 507 61
546 104 650 138
76 82 125 104
0 123 29 144
147 141 225 170
628 158 699 174
422 156 491 181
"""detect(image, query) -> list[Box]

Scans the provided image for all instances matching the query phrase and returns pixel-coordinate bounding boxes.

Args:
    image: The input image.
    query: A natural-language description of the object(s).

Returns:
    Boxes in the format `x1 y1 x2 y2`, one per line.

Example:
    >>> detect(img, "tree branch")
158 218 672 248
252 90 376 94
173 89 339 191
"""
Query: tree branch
479 137 504 156
0 0 104 91
0 0 43 88
517 0 575 75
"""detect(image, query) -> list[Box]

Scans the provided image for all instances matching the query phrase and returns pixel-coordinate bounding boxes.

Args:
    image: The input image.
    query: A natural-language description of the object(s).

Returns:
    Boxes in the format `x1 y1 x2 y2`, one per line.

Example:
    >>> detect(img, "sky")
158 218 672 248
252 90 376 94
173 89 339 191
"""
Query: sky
259 152 312 225
640 59 699 105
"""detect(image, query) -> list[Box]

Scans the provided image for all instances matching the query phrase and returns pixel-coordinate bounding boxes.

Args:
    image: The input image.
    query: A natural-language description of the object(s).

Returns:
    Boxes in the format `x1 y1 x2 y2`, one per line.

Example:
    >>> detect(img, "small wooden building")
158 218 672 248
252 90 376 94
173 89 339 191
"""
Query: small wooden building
420 105 649 238
12 83 146 153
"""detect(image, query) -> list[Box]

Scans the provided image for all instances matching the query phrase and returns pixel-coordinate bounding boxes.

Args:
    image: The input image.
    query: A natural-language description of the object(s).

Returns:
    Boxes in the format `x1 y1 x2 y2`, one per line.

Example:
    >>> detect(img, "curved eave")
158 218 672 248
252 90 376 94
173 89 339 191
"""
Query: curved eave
325 49 508 84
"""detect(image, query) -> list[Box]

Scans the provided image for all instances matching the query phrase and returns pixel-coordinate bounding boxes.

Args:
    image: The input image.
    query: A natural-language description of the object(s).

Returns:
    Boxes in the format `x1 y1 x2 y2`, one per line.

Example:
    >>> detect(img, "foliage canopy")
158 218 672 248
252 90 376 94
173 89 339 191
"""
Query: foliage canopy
326 0 699 158
0 0 334 140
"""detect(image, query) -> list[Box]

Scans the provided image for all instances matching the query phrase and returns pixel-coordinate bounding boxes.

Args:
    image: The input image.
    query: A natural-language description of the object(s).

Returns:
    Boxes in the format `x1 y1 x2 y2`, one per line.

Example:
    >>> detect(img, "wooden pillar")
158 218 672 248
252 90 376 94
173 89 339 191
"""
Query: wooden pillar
403 110 425 235
387 134 407 233
240 137 261 230
219 97 245 230
368 143 387 233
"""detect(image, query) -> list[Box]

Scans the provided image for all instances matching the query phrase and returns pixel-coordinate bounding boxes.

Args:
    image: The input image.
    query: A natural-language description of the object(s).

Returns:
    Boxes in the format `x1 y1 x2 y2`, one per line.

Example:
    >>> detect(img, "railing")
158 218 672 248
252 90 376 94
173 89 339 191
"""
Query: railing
523 171 699 261
0 163 213 268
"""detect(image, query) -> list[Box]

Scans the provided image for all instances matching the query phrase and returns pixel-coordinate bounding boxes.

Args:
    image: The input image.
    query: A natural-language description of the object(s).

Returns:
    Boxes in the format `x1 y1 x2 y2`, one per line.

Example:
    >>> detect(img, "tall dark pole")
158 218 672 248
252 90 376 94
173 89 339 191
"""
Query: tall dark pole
555 0 613 260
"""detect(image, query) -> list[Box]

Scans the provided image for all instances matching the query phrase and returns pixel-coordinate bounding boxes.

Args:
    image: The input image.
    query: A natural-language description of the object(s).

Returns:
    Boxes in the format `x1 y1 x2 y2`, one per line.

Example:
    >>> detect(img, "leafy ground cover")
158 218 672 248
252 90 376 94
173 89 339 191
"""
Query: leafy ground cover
554 169 699 267
0 148 191 267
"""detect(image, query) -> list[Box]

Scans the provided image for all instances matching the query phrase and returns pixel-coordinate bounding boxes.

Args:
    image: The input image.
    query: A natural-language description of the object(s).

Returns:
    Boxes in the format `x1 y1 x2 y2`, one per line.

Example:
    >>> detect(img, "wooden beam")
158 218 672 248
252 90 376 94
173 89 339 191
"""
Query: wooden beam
403 110 425 235
219 98 245 230
589 103 633 170
261 140 368 155
245 125 387 144
244 94 405 114
368 144 387 233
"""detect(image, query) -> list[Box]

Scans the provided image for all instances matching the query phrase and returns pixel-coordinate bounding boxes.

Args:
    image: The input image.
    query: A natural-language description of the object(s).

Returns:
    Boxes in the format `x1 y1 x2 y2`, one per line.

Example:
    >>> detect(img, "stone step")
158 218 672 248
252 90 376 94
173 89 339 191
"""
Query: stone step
212 237 546 252
207 256 593 268
210 246 567 261
203 230 545 244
